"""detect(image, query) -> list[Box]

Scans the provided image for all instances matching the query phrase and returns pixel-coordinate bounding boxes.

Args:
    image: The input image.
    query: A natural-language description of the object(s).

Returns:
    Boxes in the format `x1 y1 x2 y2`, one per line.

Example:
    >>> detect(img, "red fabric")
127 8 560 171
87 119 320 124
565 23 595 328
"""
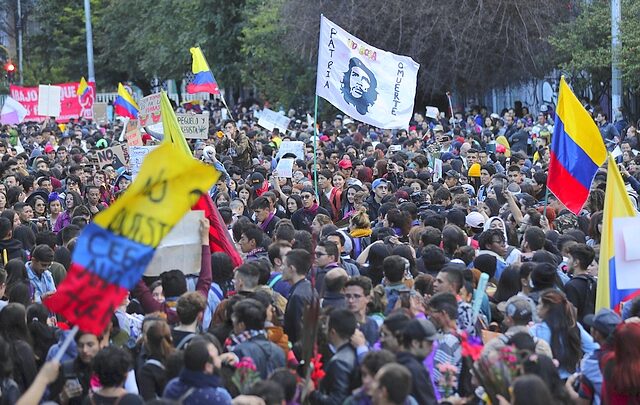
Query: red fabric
193 194 242 268
547 150 590 214
44 263 128 334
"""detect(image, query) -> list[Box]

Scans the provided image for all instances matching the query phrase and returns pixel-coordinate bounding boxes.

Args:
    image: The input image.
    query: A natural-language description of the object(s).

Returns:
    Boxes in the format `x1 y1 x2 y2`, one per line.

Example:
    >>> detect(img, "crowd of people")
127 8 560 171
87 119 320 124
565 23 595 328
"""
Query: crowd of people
0 97 639 405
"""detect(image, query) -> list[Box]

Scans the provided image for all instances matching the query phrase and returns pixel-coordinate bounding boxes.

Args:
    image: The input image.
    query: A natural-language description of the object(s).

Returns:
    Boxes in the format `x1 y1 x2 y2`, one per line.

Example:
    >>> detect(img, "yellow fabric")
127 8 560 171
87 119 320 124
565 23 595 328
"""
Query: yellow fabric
160 91 192 157
495 135 511 158
350 228 372 238
190 47 211 74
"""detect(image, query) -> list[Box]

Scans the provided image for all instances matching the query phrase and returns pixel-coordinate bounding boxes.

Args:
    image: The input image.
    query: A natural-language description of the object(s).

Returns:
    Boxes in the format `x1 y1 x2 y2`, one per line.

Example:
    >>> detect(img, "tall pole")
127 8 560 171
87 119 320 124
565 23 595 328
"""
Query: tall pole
16 0 23 84
84 0 95 82
611 0 622 118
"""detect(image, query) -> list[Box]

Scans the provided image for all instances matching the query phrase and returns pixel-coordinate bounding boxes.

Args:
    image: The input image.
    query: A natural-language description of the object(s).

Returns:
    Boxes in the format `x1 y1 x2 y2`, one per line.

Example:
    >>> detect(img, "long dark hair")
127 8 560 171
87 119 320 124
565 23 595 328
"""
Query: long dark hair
0 303 32 346
26 303 56 366
538 290 582 373
492 265 521 303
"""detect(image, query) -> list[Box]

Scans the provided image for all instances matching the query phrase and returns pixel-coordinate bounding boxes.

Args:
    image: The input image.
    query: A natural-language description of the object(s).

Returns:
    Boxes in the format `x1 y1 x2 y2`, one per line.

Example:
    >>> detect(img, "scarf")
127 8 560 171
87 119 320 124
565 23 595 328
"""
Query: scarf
225 329 267 352
350 228 372 238
259 212 275 231
304 203 319 215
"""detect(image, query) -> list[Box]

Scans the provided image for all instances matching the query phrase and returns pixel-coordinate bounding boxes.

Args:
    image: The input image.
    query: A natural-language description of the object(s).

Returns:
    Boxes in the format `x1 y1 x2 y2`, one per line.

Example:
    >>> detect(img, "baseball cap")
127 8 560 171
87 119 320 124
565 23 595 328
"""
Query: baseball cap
445 170 460 179
496 144 507 153
44 145 55 154
500 295 533 323
372 178 388 189
433 125 444 133
338 159 353 169
403 319 440 342
250 172 265 189
583 308 621 337
466 212 485 228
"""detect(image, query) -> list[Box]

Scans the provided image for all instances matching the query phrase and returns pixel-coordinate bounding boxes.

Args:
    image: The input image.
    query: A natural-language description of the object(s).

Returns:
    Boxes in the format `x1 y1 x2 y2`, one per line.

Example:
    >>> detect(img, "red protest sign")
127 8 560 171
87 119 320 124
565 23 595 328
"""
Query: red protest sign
9 81 96 123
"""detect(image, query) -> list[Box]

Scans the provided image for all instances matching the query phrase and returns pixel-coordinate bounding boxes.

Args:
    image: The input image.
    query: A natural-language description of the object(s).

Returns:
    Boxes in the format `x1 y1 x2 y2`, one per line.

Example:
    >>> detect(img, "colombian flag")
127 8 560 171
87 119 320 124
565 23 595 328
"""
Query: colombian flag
76 77 90 97
44 140 218 333
595 154 640 313
547 77 607 214
186 47 220 95
114 83 140 119
159 91 242 267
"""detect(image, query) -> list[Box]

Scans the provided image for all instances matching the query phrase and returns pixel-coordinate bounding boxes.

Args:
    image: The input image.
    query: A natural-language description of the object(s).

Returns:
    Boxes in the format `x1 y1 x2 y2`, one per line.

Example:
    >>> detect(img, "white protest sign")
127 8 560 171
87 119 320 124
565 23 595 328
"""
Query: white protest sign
93 102 108 123
275 140 305 160
129 145 157 179
37 85 62 117
433 158 443 182
275 158 294 178
144 211 204 276
258 108 291 133
138 93 162 127
176 112 210 139
615 216 640 289
125 119 143 146
425 106 440 119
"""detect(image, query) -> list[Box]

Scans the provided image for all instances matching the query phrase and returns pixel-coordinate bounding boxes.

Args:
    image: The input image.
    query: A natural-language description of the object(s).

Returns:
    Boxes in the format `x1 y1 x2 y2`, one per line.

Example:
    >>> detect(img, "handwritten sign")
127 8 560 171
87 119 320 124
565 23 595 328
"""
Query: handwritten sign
138 93 162 127
275 158 294 178
275 140 305 160
129 146 157 179
125 120 143 146
144 211 204 276
176 112 209 139
97 145 127 169
258 108 291 133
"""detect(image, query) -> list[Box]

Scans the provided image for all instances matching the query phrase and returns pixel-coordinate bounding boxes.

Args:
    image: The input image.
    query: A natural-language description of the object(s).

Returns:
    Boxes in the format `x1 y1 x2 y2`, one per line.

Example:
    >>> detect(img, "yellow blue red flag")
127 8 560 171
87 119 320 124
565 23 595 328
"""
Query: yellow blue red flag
114 83 140 119
547 77 607 214
187 47 220 95
76 77 90 97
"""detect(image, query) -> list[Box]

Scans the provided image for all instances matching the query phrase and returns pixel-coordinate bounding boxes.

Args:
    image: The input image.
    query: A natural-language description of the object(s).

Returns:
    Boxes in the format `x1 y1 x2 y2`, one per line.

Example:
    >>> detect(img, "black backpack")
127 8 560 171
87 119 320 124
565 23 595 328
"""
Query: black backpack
574 275 597 318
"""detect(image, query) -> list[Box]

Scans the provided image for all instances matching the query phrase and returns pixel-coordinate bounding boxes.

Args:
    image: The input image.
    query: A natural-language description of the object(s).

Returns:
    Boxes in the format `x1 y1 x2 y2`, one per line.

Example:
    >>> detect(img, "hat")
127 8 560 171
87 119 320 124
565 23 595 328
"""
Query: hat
96 138 108 149
372 178 388 189
320 135 330 142
395 190 410 201
496 144 507 153
301 186 316 196
441 152 455 162
433 125 444 133
466 212 485 228
583 308 621 337
445 170 460 179
48 191 62 203
338 159 353 169
502 295 533 323
403 319 439 342
44 145 55 154
250 172 265 188
468 163 481 177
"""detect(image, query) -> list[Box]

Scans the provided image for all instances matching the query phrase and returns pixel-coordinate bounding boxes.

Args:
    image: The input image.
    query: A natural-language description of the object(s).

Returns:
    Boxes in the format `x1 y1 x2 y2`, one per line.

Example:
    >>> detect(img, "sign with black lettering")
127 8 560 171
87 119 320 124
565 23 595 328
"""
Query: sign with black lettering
176 112 209 139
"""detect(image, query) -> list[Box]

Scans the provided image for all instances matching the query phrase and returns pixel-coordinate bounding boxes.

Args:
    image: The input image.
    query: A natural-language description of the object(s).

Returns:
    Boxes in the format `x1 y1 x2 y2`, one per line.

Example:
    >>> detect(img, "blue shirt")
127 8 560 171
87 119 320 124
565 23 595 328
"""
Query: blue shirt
26 262 56 303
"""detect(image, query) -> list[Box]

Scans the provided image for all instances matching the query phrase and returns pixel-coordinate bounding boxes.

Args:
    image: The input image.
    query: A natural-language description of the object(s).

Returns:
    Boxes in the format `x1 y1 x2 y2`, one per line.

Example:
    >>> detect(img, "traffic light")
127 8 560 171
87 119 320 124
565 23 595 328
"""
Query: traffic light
4 61 15 83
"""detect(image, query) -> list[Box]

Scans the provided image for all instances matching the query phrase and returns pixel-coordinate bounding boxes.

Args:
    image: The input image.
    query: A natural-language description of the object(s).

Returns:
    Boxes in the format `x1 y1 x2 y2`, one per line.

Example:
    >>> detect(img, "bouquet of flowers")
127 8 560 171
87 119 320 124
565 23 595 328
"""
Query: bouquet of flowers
472 346 520 404
437 363 459 398
231 357 260 394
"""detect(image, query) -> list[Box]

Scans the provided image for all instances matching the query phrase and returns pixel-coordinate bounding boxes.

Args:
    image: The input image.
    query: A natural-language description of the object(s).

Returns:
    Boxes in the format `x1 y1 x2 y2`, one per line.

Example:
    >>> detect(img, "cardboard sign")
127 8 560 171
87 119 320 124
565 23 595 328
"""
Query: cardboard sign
96 145 127 169
125 120 143 146
37 85 62 117
275 140 305 160
258 108 291 133
129 146 157 179
275 158 294 178
93 102 108 123
10 82 96 123
138 93 162 127
176 112 209 139
144 211 204 276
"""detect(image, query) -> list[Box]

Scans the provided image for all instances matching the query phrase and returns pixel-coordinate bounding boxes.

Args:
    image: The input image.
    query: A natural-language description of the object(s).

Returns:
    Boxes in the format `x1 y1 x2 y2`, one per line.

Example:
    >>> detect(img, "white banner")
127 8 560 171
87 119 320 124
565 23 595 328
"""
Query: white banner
37 85 62 117
315 15 419 129
258 108 291 133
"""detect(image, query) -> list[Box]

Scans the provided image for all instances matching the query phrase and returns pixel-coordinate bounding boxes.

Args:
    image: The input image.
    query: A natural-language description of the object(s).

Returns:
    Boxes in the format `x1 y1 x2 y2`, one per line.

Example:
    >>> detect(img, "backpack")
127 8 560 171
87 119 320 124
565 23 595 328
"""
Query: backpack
574 275 597 318
175 333 197 350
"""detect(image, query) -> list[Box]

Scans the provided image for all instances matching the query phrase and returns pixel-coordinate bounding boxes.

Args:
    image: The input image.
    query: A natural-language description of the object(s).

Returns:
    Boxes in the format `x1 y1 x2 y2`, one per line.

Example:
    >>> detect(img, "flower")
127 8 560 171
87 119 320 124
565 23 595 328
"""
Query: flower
460 334 484 361
310 353 326 388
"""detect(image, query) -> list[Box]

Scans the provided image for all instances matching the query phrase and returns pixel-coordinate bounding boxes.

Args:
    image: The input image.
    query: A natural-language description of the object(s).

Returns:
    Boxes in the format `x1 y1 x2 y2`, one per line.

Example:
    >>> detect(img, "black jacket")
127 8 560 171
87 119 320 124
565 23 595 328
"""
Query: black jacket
284 279 316 344
309 343 359 405
0 238 26 264
291 206 331 232
396 351 437 405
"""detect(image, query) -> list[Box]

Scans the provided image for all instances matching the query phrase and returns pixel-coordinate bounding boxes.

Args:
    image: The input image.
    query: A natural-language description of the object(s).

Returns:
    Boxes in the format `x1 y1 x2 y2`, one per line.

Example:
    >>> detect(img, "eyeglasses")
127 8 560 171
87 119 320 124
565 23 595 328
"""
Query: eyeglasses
315 251 328 258
301 194 313 200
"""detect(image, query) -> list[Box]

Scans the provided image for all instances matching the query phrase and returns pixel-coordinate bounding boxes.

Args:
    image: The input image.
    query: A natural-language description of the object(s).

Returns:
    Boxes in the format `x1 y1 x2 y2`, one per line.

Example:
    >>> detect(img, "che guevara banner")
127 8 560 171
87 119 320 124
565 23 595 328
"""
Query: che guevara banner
45 142 219 333
315 15 419 129
9 81 96 123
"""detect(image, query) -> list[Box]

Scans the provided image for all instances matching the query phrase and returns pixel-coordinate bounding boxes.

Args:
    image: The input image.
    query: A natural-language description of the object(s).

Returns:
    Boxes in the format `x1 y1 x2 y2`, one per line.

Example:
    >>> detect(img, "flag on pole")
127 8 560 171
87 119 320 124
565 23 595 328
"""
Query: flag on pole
44 143 218 334
187 47 220 95
547 77 607 214
114 83 140 119
159 91 243 268
595 154 640 313
0 96 29 125
315 15 419 129
76 77 90 97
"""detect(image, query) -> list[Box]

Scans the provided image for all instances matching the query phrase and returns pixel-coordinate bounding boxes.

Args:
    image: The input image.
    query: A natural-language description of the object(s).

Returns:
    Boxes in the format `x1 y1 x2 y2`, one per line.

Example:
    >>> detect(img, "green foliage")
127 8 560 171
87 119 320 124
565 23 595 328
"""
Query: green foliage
240 0 314 108
619 0 640 90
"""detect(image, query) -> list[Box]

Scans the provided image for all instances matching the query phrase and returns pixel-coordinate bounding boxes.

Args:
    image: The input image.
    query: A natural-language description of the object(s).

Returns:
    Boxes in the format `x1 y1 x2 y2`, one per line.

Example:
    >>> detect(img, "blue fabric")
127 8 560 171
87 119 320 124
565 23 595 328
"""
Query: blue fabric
163 369 231 405
26 262 56 303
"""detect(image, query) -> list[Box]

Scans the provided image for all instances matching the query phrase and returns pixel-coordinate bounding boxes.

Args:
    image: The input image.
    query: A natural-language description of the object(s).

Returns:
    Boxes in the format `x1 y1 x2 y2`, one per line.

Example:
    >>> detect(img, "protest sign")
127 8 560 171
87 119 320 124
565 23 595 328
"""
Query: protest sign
10 82 96 123
144 211 204 276
138 93 162 127
129 146 157 179
176 112 209 139
93 103 108 123
614 216 640 289
125 120 143 146
37 85 62 117
96 145 127 169
275 140 305 160
258 108 291 133
275 158 294 178
425 106 440 119
433 158 443 182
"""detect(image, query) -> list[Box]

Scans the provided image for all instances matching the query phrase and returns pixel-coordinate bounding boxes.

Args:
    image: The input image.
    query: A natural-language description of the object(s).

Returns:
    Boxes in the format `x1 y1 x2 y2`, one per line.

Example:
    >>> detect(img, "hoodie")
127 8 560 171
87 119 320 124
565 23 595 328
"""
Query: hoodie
0 238 26 263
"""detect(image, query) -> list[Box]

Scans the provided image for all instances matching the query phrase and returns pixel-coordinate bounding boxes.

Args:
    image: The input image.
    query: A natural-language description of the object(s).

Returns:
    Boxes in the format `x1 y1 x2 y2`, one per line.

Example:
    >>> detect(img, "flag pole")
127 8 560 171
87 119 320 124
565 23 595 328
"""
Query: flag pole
218 94 236 123
313 94 319 197
543 187 550 218
53 325 79 362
